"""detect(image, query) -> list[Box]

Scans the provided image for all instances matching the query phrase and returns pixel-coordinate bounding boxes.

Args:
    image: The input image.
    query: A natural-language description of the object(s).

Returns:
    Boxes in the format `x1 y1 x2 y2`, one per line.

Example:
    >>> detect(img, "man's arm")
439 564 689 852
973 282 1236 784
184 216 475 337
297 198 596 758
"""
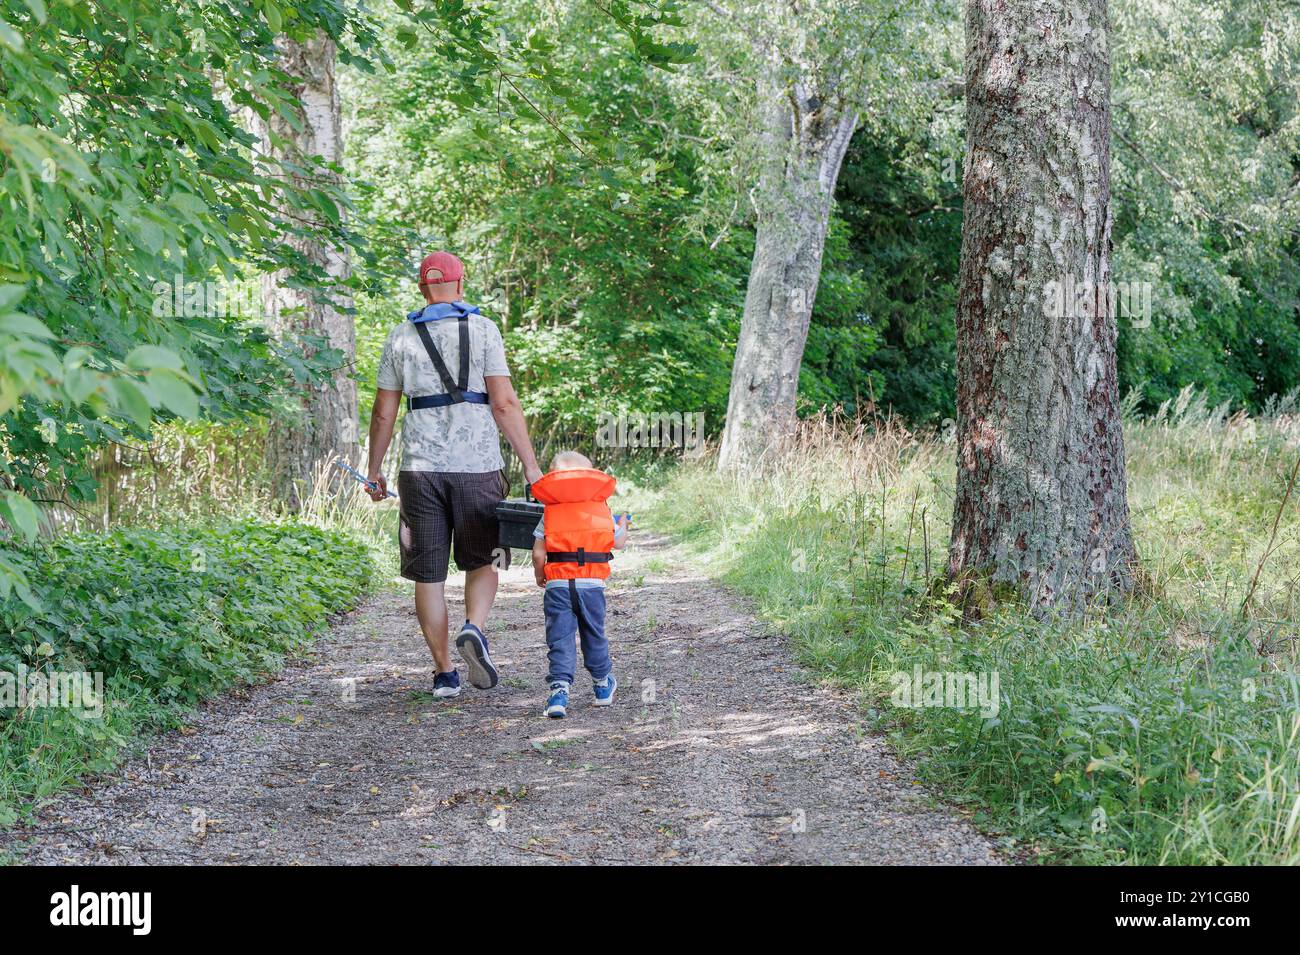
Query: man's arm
366 388 402 501
486 375 543 484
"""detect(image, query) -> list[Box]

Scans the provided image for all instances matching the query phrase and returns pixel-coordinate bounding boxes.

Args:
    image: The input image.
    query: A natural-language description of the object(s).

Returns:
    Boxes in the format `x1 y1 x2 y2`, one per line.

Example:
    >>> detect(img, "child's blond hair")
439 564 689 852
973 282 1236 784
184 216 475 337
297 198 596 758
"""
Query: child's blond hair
550 450 593 471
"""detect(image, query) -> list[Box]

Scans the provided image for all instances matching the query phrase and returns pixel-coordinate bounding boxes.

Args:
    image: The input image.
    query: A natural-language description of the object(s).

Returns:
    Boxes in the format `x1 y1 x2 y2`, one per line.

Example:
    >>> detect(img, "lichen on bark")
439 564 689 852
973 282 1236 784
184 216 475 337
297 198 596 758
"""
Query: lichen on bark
948 0 1137 613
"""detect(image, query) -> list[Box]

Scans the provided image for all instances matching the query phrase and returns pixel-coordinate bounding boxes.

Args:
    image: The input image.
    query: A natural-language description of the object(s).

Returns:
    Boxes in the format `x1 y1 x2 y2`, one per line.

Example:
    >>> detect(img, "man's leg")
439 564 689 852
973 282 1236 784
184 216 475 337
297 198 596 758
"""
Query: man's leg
456 562 501 688
414 581 452 673
398 471 454 674
463 563 499 630
448 468 508 643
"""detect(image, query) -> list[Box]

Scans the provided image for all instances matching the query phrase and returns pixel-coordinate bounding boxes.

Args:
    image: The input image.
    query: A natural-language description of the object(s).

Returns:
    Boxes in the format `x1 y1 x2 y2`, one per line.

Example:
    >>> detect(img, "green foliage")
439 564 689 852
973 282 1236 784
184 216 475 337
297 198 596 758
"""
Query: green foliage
1112 0 1300 412
815 0 1300 423
0 519 372 819
1 521 371 702
391 0 697 103
646 407 1300 864
347 1 745 438
809 130 962 423
7 0 1296 521
350 0 1299 441
0 0 402 593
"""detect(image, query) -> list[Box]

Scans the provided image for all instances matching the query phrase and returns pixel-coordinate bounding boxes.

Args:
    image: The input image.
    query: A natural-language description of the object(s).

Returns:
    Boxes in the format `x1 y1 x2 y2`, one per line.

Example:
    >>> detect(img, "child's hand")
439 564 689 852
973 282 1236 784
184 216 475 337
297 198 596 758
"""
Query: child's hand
613 512 632 550
534 570 546 587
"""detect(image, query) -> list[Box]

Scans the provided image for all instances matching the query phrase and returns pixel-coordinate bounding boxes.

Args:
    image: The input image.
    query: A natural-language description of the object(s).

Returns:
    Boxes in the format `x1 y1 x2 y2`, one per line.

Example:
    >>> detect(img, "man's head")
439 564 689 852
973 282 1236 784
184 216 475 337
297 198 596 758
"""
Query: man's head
550 450 593 471
418 251 464 304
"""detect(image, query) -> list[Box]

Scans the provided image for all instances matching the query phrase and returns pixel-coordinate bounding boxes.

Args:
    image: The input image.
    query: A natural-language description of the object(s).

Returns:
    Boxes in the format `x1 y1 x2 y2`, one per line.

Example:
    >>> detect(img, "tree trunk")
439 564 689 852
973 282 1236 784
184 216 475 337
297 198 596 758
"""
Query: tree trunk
717 64 856 470
948 0 1136 611
261 32 357 508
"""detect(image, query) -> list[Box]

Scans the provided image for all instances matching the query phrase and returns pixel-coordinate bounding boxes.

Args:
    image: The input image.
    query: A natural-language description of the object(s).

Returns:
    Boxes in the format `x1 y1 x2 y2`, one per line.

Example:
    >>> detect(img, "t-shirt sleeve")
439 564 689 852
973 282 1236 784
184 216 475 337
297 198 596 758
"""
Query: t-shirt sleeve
532 514 545 540
481 319 511 377
376 327 403 392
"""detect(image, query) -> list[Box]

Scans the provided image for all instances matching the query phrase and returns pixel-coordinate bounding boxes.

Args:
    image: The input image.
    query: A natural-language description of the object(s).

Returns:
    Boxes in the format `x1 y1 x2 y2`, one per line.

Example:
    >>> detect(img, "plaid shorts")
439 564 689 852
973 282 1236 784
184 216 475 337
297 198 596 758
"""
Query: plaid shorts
397 470 511 584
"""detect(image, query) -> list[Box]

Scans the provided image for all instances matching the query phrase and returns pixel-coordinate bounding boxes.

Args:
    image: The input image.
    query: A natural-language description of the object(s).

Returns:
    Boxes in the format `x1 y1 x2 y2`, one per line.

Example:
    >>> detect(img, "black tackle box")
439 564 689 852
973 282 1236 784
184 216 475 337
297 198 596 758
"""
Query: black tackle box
496 485 544 550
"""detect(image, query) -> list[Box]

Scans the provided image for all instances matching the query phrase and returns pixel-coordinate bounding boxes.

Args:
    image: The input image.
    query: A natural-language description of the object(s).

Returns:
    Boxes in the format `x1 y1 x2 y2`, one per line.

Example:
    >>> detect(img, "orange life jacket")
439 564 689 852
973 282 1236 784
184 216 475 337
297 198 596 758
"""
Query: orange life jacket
531 467 617 581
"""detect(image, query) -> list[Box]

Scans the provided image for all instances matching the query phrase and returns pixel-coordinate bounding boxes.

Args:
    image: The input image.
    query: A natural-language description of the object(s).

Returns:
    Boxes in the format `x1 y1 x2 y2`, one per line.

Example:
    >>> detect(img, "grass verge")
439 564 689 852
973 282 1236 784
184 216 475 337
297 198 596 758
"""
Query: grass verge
645 393 1300 864
0 520 372 833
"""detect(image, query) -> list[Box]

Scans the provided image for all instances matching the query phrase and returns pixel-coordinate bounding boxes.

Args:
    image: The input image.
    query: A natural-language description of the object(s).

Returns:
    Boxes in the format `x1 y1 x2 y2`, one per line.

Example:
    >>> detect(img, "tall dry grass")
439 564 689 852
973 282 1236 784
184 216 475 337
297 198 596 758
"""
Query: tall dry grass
44 420 406 583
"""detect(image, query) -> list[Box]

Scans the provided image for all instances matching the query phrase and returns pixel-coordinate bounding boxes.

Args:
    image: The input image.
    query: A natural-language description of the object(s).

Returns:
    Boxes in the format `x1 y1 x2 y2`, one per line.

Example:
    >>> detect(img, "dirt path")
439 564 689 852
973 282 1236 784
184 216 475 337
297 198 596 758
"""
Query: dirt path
15 535 1001 865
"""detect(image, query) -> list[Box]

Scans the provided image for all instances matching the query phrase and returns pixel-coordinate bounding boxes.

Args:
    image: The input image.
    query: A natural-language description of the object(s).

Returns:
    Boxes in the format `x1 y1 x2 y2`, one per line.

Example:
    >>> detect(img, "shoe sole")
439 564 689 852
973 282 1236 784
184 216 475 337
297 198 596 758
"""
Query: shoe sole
592 679 616 707
456 629 499 689
544 706 567 718
433 686 461 699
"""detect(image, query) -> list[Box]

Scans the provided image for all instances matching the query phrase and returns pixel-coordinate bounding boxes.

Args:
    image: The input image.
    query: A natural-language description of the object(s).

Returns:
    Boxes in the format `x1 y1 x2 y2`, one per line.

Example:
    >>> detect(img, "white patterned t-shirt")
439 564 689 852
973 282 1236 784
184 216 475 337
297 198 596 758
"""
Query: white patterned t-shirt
376 313 510 473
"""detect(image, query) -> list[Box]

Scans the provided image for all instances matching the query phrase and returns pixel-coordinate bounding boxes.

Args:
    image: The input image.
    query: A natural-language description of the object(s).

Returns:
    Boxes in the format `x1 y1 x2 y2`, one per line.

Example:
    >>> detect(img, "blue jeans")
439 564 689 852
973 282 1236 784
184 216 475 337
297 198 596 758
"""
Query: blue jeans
544 581 611 686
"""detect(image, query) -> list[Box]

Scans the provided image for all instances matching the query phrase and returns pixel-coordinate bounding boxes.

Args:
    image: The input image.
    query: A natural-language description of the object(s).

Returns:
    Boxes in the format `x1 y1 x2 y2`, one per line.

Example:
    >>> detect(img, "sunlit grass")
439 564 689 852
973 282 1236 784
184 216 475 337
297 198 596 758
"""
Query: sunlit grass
645 388 1300 864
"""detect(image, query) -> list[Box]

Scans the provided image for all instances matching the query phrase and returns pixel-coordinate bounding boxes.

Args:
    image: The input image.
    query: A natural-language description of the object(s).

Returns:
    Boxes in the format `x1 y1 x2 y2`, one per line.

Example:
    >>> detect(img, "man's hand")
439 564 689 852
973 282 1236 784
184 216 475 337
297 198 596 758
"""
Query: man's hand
524 464 543 485
366 473 389 502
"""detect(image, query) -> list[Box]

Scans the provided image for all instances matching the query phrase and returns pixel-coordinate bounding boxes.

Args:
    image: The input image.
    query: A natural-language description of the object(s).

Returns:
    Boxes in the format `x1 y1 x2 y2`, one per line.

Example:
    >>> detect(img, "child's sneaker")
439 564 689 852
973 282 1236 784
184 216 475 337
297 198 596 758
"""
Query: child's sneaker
455 621 499 689
433 670 461 698
592 674 617 707
544 682 570 719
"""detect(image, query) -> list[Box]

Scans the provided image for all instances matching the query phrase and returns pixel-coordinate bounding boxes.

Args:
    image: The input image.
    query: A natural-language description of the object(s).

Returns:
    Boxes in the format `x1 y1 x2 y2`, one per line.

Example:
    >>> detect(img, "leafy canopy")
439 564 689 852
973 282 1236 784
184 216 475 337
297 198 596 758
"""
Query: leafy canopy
0 0 395 597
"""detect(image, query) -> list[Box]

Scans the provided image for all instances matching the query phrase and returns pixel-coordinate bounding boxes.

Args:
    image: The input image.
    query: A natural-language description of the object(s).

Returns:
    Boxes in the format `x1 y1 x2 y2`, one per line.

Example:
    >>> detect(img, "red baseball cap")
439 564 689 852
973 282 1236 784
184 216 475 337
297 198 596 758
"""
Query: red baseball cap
418 251 464 286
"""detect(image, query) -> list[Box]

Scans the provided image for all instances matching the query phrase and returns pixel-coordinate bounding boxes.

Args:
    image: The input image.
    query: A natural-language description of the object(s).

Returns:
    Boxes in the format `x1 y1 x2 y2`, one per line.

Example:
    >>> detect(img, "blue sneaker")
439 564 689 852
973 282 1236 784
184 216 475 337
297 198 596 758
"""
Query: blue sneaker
455 622 498 689
433 670 461 699
544 682 569 719
592 674 617 707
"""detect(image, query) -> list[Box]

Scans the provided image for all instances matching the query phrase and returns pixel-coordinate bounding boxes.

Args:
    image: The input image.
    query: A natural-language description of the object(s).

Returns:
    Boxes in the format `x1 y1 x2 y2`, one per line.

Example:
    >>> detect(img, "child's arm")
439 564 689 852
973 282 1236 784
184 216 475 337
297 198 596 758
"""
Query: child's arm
532 538 547 586
612 513 631 550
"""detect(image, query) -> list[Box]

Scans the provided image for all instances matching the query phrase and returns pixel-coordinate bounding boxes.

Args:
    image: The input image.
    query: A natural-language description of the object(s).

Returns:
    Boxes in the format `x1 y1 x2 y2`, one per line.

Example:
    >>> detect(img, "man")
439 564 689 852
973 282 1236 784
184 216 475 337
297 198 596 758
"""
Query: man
366 251 543 698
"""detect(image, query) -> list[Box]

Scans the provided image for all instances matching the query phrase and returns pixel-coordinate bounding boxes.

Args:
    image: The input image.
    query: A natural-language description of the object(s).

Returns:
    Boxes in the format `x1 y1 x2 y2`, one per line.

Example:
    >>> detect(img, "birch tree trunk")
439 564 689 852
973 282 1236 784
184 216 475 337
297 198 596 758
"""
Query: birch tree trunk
261 32 357 508
717 64 857 470
948 0 1136 611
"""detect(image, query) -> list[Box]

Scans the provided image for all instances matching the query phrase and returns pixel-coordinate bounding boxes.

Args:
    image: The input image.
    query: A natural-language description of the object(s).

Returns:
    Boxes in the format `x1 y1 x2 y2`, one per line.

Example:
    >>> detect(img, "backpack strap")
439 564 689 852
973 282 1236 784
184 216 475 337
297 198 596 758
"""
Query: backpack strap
407 313 489 411
413 319 464 400
457 311 471 397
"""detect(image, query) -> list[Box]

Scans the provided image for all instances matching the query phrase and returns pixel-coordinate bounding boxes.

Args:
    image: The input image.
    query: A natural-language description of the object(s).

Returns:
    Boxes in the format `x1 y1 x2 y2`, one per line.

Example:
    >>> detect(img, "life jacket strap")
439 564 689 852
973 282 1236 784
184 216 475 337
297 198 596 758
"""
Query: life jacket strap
408 312 488 410
546 548 613 567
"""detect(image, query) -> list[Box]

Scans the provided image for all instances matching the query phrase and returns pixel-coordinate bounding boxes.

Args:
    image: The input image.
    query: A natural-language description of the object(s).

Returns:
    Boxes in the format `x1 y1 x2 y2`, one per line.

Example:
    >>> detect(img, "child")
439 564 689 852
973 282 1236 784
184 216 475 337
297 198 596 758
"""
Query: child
531 451 629 718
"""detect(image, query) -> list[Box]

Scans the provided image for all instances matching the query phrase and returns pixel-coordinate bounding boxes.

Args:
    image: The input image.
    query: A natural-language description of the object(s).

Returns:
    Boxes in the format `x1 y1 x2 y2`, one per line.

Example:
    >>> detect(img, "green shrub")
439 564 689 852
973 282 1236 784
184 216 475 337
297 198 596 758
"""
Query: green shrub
0 521 372 824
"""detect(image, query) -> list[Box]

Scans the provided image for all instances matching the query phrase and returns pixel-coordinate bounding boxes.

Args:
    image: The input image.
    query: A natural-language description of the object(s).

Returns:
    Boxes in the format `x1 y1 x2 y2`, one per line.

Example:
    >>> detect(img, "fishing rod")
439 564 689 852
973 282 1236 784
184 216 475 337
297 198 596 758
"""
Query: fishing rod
333 459 397 499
